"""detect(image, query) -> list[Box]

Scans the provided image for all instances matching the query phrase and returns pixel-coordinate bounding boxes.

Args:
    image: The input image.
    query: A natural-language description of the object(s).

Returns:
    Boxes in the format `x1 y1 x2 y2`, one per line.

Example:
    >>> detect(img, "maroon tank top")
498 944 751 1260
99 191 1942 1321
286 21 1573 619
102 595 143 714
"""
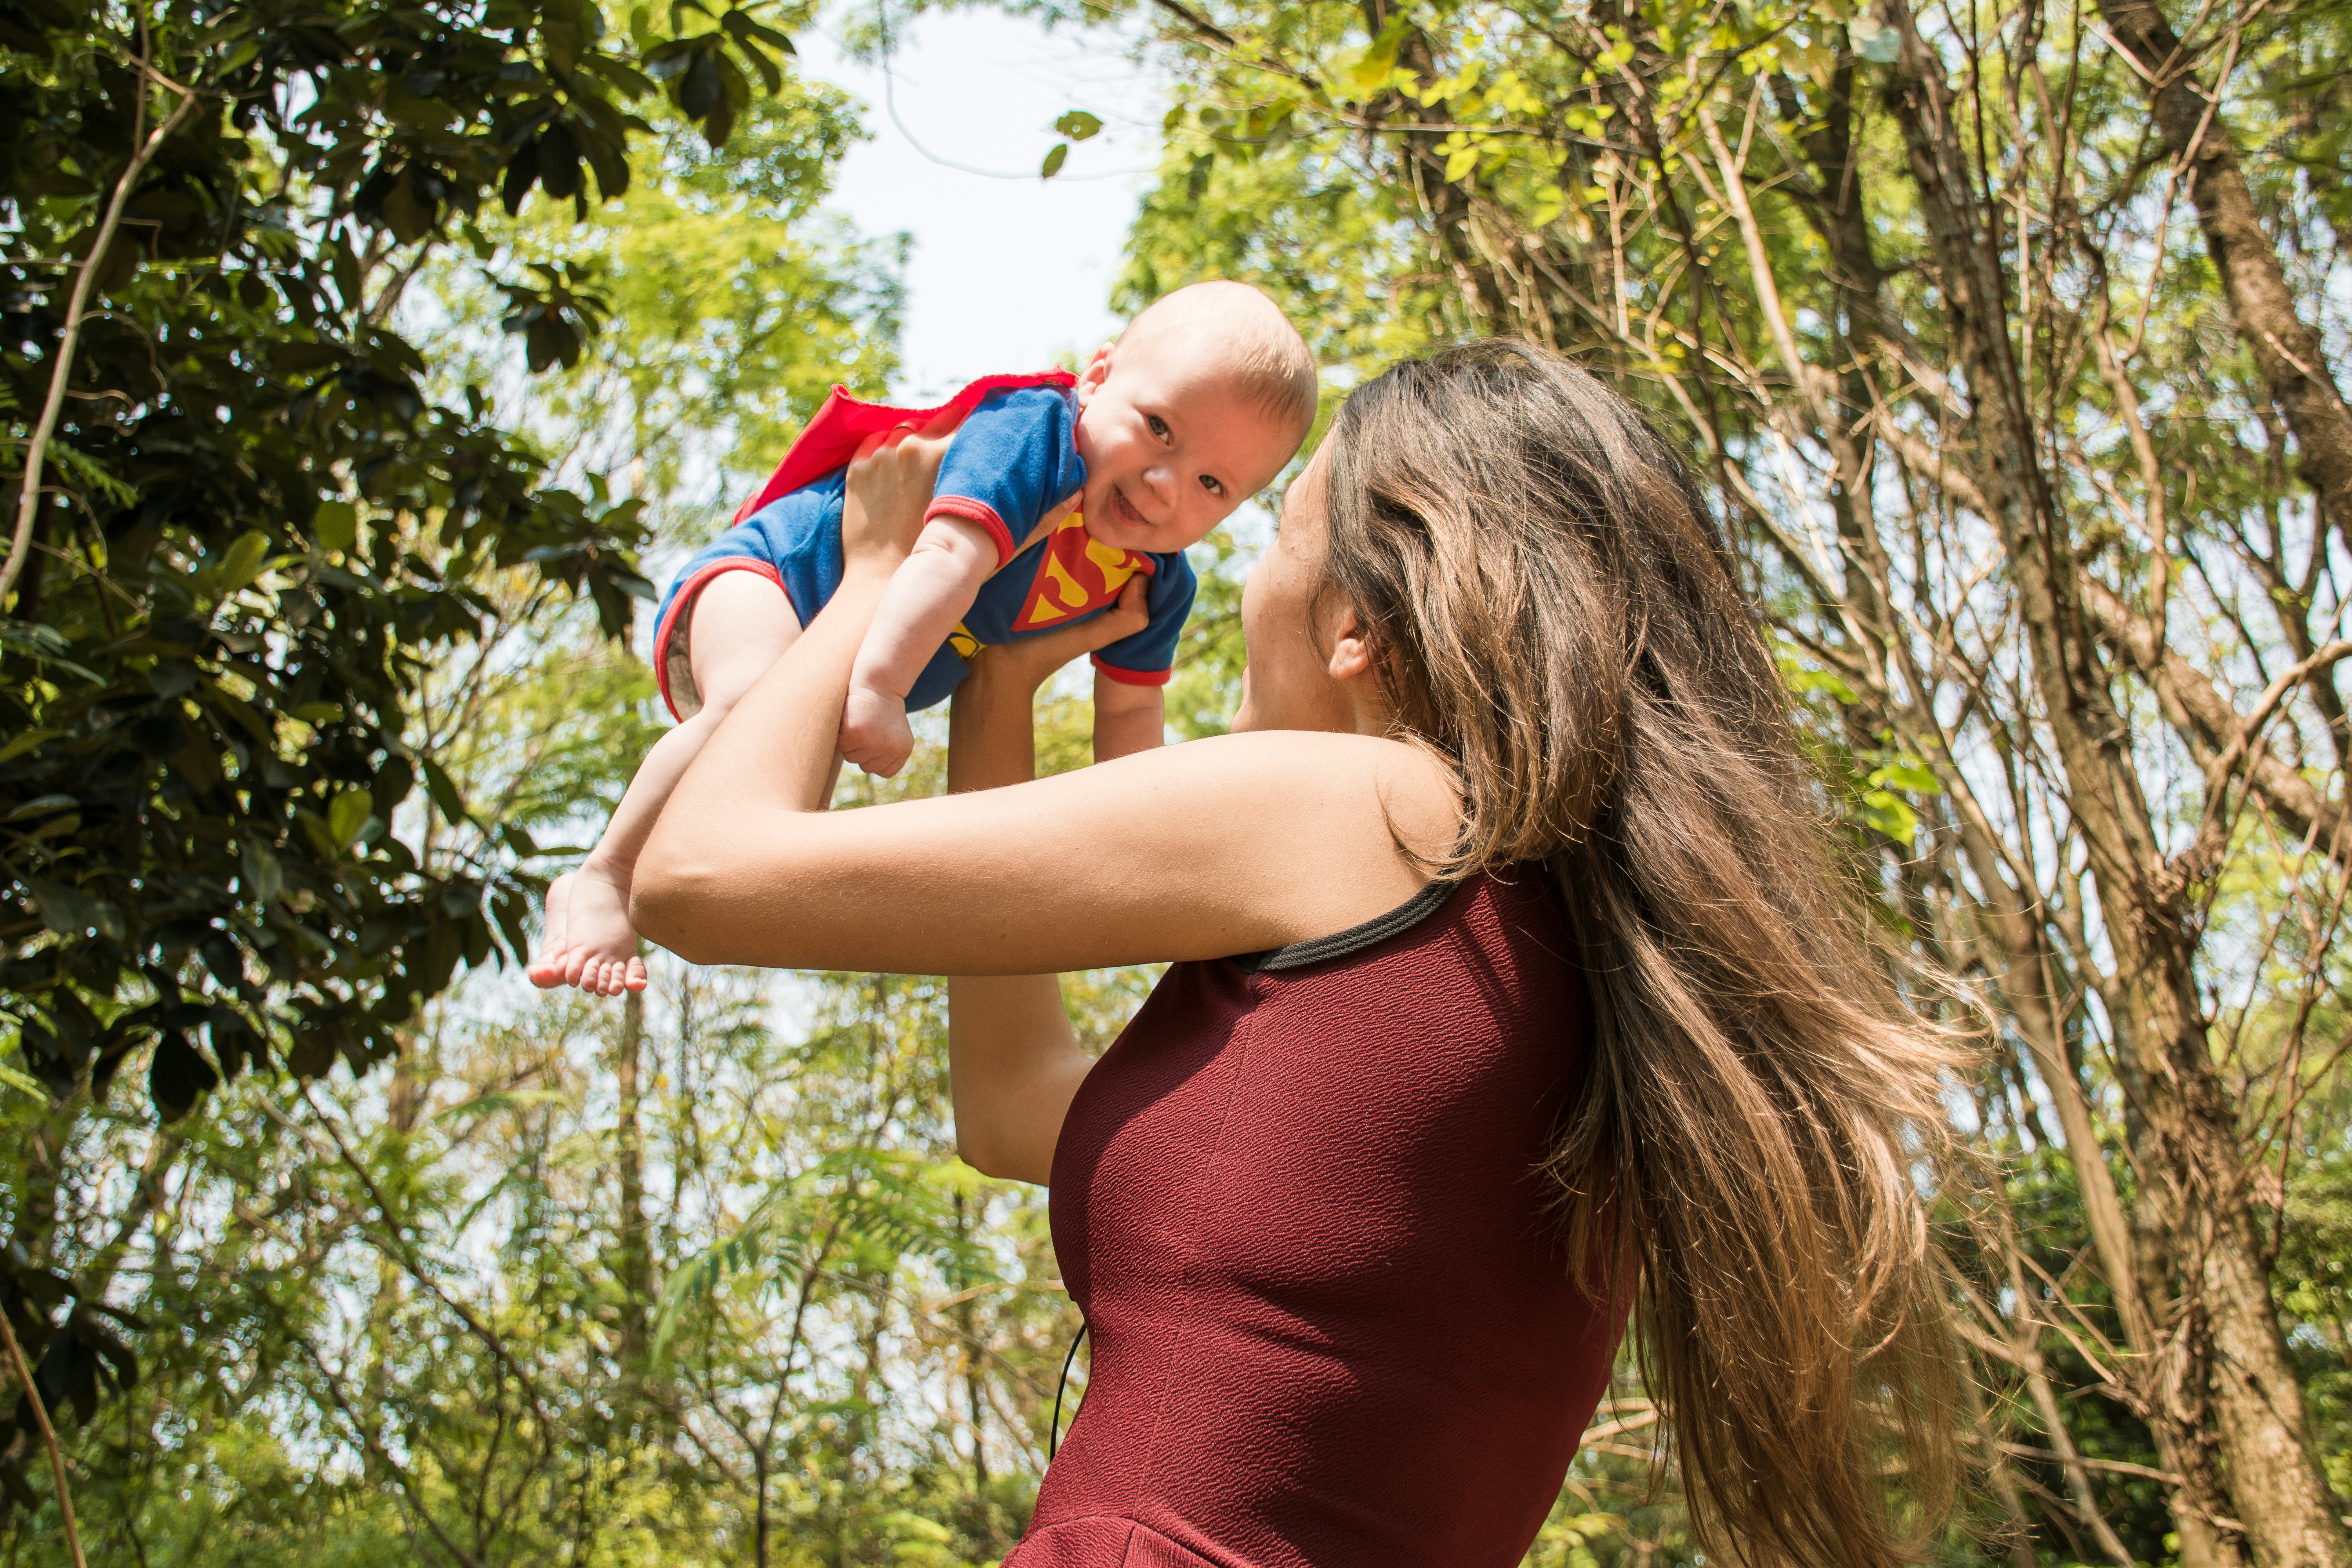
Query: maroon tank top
1009 871 1626 1568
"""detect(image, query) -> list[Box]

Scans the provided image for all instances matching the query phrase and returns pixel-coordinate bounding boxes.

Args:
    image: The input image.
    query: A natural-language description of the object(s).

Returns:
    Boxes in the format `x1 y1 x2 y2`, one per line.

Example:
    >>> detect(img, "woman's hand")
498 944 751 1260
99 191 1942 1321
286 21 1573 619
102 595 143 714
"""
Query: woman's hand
946 576 1148 799
840 412 960 572
950 576 1151 795
971 574 1149 701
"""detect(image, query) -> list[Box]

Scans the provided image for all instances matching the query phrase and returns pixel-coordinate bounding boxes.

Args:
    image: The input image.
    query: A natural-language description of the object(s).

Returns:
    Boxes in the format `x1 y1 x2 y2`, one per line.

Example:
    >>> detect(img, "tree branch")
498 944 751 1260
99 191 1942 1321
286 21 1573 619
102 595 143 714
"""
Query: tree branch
1 78 200 604
0 1303 88 1568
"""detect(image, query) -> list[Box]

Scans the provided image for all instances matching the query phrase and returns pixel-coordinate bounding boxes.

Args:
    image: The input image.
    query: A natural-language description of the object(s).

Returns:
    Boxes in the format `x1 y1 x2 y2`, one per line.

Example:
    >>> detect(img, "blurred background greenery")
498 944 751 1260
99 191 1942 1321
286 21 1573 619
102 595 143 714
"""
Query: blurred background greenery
5 0 2352 1563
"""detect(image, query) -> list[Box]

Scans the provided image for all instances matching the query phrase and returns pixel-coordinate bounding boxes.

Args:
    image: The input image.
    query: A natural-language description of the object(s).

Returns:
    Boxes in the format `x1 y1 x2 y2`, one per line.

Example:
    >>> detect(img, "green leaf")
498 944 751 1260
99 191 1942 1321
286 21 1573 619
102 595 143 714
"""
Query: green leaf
739 17 795 55
27 878 103 937
1347 21 1408 96
0 624 97 681
1054 109 1103 141
312 500 357 552
422 757 470 828
1872 757 1940 794
217 530 271 593
242 840 284 904
735 37 783 95
1860 789 1918 843
1041 142 1069 179
543 9 583 74
0 1059 48 1101
327 789 373 850
490 891 534 964
48 443 134 507
0 729 63 764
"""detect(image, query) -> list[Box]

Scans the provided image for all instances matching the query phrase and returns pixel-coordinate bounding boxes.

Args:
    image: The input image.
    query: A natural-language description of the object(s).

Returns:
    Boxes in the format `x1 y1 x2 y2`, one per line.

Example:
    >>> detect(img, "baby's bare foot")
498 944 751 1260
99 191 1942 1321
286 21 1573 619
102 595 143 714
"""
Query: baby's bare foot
545 864 647 996
528 873 578 989
840 684 915 778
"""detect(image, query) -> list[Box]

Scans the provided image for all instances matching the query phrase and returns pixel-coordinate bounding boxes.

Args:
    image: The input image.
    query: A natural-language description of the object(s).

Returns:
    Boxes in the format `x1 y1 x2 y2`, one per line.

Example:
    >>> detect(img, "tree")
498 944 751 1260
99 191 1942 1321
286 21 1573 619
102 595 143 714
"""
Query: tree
1092 0 2352 1559
0 0 828 1520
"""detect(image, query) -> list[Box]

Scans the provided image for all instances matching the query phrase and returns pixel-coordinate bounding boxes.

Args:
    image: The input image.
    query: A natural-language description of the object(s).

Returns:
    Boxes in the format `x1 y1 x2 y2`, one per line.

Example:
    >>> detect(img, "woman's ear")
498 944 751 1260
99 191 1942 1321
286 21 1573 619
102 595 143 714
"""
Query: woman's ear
1325 606 1375 684
1075 342 1116 402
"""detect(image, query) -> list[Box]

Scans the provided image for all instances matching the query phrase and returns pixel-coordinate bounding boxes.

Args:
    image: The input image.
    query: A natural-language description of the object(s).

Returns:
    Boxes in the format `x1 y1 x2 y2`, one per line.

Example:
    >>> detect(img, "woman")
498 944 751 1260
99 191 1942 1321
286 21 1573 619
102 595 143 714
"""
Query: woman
635 341 1960 1568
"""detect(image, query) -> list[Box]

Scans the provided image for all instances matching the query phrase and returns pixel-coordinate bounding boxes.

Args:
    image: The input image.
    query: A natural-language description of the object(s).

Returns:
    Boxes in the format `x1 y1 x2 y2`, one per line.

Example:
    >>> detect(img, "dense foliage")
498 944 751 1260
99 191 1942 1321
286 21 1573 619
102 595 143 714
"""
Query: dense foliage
0 0 853 1515
1098 0 2352 1559
9 0 2352 1563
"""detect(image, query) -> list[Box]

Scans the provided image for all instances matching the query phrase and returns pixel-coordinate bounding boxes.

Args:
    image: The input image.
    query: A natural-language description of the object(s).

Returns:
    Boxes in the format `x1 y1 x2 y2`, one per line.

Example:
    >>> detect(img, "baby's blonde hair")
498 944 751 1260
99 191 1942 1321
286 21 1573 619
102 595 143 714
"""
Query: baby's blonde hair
1123 281 1319 441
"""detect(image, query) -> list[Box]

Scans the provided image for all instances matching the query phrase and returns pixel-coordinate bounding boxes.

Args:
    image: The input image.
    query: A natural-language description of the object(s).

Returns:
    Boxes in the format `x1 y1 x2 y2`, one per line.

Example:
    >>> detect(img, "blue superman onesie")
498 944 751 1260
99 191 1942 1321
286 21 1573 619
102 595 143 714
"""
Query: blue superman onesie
653 370 1198 721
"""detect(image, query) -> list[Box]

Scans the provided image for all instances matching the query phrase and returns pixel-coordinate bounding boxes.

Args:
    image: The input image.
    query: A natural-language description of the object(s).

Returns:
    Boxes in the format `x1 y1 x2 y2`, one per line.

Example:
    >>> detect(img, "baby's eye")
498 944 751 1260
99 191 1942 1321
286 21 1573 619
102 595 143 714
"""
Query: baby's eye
1198 474 1225 496
1146 415 1170 441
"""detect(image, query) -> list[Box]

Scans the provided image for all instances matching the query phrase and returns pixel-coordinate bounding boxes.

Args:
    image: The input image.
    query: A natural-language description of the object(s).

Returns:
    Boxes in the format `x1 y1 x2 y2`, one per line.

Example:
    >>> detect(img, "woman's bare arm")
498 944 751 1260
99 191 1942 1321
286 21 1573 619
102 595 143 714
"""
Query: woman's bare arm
940 586 1147 1183
637 726 1448 973
632 437 1454 979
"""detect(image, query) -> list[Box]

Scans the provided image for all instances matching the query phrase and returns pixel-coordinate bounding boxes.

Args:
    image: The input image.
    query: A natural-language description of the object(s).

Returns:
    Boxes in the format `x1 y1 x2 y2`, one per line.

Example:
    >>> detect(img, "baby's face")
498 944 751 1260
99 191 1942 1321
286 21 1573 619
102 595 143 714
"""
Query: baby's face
1071 338 1301 555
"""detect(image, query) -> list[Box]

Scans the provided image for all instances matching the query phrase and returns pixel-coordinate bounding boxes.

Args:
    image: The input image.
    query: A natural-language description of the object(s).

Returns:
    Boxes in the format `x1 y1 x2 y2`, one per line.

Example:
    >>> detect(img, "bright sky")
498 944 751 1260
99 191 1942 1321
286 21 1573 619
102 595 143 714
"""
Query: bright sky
800 8 1171 402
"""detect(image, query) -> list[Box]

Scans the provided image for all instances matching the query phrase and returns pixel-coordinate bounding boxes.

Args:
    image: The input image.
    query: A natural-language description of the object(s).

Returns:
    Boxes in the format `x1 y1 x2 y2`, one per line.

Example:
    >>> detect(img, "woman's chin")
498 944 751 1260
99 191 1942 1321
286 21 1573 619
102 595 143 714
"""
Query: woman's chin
1230 672 1260 732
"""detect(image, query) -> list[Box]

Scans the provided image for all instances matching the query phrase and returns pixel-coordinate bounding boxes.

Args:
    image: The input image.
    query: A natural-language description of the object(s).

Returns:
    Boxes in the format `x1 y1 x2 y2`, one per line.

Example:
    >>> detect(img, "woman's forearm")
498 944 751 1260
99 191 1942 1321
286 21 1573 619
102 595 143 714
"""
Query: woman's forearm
632 561 893 954
635 421 952 953
946 651 1096 1183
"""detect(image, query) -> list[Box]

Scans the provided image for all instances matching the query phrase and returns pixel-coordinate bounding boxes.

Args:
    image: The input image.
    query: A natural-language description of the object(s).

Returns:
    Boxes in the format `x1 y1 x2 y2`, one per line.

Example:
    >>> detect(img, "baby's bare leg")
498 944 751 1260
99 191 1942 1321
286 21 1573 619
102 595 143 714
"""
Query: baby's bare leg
840 517 997 777
533 571 801 995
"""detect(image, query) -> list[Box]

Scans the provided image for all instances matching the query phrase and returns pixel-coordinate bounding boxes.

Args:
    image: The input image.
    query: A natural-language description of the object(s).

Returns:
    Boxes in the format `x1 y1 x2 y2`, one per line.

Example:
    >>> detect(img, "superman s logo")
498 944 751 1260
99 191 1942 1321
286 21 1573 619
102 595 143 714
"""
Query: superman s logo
1015 513 1155 631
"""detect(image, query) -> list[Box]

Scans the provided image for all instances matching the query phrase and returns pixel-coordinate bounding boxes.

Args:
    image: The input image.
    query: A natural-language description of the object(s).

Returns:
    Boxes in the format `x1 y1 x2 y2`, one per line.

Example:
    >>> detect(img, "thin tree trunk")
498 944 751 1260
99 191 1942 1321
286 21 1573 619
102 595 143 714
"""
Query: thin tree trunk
2084 579 2352 867
364 1050 423 1418
753 1445 770 1568
1877 3 2343 1562
615 989 653 1377
2092 0 2352 544
953 1192 988 1493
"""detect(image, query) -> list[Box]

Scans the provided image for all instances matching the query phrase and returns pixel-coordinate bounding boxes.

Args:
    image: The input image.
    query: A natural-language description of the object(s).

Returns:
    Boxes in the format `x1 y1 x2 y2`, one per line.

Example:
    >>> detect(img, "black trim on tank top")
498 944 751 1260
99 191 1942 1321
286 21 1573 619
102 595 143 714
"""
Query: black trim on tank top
1228 878 1463 973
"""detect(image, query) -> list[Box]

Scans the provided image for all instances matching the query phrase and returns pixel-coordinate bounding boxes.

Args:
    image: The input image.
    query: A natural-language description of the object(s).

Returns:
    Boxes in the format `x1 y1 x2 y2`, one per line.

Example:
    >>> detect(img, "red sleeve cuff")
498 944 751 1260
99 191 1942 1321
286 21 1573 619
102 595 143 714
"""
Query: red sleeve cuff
925 496 1018 567
1092 657 1173 687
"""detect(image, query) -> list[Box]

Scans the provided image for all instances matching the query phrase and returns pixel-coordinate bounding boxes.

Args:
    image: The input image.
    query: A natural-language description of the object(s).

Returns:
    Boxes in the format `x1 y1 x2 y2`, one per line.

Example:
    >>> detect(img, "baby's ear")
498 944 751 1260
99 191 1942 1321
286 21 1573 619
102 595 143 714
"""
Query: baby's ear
1075 341 1117 398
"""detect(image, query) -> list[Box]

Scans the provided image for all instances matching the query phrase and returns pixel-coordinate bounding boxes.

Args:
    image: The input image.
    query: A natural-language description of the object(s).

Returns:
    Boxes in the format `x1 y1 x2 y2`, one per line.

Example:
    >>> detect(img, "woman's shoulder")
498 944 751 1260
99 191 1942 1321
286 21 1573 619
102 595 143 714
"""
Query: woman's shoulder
1146 729 1460 872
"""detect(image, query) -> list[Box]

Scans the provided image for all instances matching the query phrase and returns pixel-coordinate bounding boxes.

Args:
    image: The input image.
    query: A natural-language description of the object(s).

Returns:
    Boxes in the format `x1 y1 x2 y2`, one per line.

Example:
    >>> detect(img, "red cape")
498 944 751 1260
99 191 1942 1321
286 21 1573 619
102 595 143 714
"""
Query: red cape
733 369 1080 525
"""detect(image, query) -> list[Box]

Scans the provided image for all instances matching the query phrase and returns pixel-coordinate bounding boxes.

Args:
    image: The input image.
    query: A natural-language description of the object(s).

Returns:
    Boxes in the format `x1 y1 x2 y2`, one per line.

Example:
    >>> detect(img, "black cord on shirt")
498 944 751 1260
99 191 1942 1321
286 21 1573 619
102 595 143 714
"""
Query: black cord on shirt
1049 1321 1088 1460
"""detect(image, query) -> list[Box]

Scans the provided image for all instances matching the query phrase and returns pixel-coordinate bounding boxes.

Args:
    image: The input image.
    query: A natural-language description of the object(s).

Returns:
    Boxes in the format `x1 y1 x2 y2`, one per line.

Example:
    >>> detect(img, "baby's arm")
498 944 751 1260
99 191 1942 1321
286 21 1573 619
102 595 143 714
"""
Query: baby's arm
1092 672 1166 762
839 515 996 776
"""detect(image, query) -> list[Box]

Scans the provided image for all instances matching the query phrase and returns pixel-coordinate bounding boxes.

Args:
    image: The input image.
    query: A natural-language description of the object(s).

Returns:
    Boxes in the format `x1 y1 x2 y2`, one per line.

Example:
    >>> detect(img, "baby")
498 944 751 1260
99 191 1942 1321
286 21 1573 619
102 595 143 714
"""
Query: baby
531 281 1318 994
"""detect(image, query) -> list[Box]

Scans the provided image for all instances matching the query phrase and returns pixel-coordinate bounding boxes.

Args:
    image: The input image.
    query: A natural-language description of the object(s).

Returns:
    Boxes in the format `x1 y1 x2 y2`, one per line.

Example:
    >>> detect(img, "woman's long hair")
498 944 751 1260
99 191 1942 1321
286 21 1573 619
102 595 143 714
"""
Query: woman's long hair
1320 340 1964 1568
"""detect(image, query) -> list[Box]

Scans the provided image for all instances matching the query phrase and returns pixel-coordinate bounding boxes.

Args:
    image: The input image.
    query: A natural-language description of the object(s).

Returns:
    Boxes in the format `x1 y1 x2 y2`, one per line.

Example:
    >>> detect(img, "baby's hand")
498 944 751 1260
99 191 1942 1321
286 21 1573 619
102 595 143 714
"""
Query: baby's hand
840 682 916 777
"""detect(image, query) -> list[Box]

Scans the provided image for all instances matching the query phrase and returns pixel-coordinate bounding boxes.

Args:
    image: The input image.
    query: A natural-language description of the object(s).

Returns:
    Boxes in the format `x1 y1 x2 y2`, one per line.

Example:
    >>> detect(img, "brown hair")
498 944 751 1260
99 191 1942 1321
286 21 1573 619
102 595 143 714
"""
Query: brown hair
1319 339 1963 1568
